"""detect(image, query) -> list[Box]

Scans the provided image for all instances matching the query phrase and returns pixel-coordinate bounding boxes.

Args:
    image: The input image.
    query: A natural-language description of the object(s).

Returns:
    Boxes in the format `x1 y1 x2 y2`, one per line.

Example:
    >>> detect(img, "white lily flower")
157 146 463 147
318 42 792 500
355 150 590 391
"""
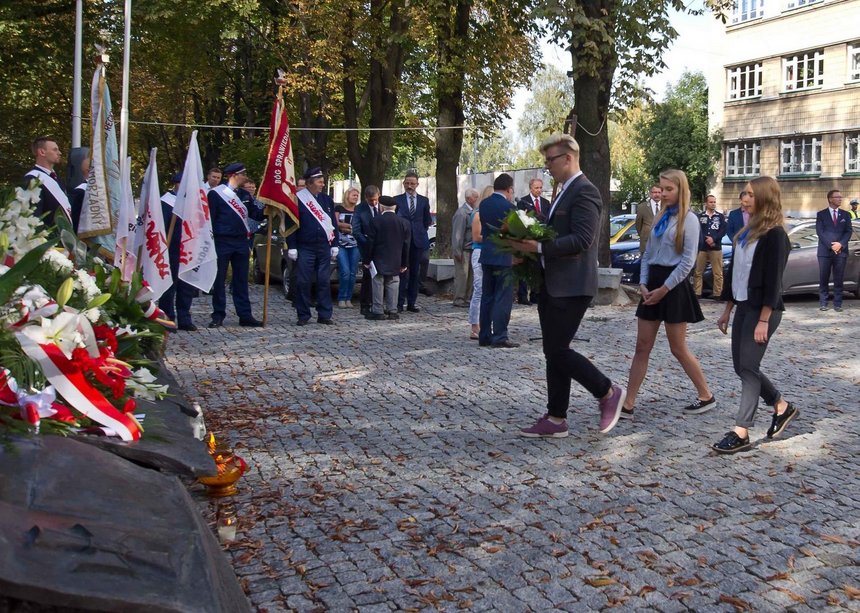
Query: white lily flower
20 312 85 357
15 185 41 206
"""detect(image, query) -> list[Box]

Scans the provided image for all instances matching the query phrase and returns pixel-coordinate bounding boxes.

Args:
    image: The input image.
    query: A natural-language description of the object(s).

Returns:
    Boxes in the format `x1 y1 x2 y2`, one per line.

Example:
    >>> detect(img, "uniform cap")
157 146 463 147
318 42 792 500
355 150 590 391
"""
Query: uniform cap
379 195 397 207
170 172 183 184
851 199 859 206
302 167 324 180
223 163 246 175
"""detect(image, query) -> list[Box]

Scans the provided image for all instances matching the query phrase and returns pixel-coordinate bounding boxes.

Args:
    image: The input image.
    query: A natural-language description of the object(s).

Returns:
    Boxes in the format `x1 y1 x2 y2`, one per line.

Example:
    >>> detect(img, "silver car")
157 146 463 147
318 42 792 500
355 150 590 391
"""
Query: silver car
703 219 860 296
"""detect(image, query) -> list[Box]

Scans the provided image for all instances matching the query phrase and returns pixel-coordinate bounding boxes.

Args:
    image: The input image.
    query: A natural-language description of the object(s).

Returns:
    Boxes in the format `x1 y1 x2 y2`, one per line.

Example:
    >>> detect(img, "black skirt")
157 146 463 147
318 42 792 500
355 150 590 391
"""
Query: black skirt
635 264 704 324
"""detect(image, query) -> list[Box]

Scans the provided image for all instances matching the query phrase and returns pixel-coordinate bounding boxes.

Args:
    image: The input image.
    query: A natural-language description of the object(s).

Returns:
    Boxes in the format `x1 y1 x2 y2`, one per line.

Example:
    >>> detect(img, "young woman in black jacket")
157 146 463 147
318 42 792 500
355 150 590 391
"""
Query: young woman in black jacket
713 176 797 453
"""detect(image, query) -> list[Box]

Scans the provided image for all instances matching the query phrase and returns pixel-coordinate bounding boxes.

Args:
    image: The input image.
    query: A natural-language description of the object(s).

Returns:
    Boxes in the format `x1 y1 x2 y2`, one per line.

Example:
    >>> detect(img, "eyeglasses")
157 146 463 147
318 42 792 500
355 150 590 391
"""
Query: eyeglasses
544 153 567 165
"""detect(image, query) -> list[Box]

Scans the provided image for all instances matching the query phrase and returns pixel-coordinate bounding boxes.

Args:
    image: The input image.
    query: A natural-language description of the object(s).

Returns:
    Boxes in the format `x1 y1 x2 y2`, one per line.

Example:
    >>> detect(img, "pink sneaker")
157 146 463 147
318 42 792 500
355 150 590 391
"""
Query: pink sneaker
598 385 626 434
520 415 569 438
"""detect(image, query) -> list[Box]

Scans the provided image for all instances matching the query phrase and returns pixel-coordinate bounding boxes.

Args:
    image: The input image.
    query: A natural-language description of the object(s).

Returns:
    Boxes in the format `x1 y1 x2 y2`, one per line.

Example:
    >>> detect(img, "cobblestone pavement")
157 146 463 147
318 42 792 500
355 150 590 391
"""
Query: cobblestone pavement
165 284 860 613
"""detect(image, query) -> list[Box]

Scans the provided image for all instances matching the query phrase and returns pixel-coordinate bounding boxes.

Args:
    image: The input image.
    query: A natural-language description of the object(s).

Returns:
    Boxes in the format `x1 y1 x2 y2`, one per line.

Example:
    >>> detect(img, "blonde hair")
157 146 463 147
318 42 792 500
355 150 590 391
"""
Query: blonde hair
480 185 495 200
737 176 784 245
539 133 580 155
342 186 360 207
656 169 692 254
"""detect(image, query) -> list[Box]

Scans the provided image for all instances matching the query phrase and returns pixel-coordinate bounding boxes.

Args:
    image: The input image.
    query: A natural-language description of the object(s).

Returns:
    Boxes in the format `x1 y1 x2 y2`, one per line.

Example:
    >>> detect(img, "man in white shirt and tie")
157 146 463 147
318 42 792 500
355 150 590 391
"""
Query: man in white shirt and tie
24 137 72 228
395 172 432 312
352 185 382 315
635 184 662 254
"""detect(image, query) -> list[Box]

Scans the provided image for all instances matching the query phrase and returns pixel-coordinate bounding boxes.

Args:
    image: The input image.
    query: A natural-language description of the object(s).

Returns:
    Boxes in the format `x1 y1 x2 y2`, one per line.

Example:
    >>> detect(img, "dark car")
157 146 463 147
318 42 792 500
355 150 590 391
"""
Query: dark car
611 234 733 286
703 219 860 297
251 222 363 299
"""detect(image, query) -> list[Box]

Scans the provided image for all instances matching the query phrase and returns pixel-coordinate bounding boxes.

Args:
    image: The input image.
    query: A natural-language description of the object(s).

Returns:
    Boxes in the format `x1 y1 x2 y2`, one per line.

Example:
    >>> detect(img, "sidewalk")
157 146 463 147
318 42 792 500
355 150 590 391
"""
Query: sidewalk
164 287 860 612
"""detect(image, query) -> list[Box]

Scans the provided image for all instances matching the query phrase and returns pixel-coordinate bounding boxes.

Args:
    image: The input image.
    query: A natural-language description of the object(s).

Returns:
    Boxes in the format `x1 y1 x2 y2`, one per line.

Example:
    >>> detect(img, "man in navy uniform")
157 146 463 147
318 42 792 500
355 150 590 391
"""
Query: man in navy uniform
816 189 853 312
158 173 198 331
286 167 340 326
395 172 432 312
24 137 72 228
207 162 264 328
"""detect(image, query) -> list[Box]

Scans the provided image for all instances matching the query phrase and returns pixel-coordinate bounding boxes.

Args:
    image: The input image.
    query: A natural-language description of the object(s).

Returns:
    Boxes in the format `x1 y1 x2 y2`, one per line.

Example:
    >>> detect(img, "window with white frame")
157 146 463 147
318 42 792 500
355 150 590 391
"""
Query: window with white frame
784 50 823 90
732 0 764 23
725 141 761 176
786 0 822 8
727 63 763 99
847 133 860 173
849 44 860 81
781 137 822 174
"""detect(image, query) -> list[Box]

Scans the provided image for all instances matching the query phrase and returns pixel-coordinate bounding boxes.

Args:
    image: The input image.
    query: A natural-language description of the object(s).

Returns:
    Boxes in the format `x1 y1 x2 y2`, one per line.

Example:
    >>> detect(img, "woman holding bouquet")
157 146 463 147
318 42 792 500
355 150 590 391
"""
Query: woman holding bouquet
620 169 715 419
713 176 795 453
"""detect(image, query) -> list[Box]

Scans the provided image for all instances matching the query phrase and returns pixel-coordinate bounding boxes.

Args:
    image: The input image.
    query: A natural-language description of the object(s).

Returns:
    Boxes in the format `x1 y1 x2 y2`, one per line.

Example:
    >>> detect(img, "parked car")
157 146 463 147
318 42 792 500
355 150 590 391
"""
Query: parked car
703 219 860 297
610 214 639 244
251 222 363 300
611 233 733 286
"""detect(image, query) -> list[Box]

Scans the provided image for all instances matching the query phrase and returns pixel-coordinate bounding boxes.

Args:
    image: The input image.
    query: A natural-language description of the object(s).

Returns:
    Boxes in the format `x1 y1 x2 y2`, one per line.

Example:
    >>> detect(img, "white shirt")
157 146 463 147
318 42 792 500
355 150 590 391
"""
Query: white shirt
731 238 758 302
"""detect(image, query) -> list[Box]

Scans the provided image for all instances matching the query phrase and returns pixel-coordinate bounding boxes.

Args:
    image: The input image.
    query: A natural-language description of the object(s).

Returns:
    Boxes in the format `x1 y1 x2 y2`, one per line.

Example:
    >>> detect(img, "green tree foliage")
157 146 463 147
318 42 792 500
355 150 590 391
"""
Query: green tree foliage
609 106 651 207
636 71 720 203
517 65 576 166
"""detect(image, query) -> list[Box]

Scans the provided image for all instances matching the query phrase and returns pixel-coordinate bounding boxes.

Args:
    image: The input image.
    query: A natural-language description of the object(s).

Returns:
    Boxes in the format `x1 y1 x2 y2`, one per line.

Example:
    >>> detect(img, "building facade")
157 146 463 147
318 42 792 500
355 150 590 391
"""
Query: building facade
708 0 860 217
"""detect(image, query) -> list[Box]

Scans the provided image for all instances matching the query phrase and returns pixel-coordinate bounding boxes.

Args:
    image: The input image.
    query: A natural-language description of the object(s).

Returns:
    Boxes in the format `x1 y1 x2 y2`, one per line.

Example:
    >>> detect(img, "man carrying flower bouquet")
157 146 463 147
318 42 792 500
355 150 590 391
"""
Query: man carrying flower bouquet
478 173 518 349
508 134 626 437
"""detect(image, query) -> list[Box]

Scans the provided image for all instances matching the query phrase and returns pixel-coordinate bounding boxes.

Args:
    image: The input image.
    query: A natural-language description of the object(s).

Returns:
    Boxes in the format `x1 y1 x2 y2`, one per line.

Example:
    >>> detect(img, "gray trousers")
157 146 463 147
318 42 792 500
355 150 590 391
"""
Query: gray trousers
372 274 399 315
452 250 473 305
732 302 783 428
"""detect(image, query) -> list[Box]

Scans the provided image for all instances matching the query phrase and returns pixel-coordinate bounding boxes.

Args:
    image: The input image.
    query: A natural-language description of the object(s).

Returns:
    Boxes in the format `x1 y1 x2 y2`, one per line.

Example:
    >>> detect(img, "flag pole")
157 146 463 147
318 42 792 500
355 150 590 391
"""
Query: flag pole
72 0 83 148
262 210 274 326
119 0 132 176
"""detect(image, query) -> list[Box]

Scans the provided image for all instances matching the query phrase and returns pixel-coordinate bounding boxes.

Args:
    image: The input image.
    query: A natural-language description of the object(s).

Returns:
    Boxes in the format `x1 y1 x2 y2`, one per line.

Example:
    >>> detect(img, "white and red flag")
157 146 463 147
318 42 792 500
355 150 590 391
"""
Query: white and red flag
113 156 139 281
134 148 172 301
172 131 216 292
257 84 299 234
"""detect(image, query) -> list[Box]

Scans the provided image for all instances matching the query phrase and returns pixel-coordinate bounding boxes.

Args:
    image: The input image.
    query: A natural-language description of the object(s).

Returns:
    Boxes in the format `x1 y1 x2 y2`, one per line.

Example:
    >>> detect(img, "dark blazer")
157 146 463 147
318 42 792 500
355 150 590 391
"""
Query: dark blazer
720 226 790 310
24 167 67 227
210 185 264 239
352 201 378 258
394 192 432 250
725 207 746 243
70 182 86 233
540 174 601 298
478 193 515 267
517 194 549 221
286 191 339 248
366 211 411 276
815 207 852 257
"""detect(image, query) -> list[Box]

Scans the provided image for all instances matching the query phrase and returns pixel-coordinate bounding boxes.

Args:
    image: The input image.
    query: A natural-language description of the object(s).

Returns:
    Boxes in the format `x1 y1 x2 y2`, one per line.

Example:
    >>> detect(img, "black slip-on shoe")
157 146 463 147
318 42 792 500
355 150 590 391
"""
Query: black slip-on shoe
208 319 224 329
712 431 752 454
767 403 798 439
239 317 263 327
178 323 198 331
317 318 335 325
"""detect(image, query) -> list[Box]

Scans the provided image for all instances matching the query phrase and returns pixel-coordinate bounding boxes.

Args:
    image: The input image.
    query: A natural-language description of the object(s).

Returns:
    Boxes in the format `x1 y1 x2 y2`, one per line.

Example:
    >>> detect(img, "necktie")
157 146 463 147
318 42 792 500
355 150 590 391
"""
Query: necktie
49 171 58 180
534 197 540 215
652 201 657 217
833 209 838 225
409 195 415 215
371 206 376 217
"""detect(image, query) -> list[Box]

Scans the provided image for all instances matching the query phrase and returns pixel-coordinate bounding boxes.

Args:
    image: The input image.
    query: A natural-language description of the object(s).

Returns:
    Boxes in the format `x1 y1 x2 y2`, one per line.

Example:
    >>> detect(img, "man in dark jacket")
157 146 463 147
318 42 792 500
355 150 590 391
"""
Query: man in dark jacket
158 173 197 331
365 195 410 321
352 185 381 315
816 189 853 312
692 194 727 298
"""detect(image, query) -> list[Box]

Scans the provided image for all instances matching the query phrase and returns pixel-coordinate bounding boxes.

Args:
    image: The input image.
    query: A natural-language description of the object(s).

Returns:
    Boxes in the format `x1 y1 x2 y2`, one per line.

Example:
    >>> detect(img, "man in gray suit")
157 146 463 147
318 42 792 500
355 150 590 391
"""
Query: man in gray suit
451 188 479 306
635 184 661 254
509 133 626 438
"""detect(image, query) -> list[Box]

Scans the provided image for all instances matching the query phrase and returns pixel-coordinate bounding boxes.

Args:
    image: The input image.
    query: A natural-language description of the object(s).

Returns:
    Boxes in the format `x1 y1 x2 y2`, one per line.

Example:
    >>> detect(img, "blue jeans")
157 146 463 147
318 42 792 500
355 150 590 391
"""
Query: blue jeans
336 246 360 301
478 264 513 345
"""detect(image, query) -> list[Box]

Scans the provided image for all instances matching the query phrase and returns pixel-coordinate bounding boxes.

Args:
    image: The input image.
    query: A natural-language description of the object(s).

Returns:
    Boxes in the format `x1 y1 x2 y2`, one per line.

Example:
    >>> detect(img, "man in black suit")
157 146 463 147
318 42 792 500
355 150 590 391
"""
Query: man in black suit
365 195 411 320
395 172 432 312
352 185 381 315
510 133 626 438
24 137 72 228
816 189 853 312
515 177 550 304
69 155 89 233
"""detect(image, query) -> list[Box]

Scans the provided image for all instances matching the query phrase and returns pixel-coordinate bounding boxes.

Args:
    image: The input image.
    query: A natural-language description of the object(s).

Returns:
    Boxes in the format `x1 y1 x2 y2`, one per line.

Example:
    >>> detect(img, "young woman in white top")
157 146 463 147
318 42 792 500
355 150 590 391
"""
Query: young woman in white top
713 176 795 453
621 169 715 418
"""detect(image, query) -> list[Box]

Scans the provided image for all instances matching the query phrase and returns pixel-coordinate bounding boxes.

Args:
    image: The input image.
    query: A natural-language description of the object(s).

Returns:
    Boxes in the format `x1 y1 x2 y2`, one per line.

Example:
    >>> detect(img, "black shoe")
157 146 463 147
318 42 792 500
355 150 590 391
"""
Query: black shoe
491 340 520 349
406 305 421 313
296 319 310 326
712 431 752 454
239 317 263 327
683 396 716 415
178 323 198 332
317 318 335 325
834 306 843 312
767 402 798 439
619 407 635 420
820 305 829 311
397 306 404 313
366 313 386 321
387 312 400 320
478 341 491 347
208 319 224 329
360 306 371 315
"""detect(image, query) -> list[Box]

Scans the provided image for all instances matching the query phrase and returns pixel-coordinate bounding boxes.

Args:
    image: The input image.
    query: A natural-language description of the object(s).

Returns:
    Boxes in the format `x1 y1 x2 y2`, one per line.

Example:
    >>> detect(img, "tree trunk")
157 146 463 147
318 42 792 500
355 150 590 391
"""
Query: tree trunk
433 0 470 259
